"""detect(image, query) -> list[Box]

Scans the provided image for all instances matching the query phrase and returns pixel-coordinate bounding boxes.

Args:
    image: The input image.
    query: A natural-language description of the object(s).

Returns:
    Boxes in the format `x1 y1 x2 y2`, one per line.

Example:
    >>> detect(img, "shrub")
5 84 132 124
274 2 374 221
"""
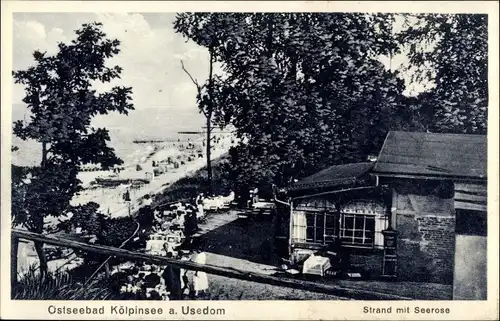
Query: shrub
12 265 114 300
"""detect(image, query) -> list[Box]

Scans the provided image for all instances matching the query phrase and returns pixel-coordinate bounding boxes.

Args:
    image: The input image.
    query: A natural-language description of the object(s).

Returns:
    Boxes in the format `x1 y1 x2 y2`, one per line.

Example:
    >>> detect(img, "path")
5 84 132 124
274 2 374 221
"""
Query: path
111 145 229 218
188 210 453 300
71 143 229 218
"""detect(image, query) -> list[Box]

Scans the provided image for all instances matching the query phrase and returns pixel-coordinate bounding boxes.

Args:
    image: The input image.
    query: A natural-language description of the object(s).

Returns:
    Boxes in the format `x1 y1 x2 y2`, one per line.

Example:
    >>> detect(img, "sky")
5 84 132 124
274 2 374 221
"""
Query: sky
12 12 211 137
12 13 427 117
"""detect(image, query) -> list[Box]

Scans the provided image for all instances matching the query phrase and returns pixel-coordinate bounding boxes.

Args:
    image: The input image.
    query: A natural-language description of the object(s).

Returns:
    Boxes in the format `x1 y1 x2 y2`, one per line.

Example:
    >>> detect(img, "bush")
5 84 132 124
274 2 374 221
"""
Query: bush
64 209 142 271
12 265 114 300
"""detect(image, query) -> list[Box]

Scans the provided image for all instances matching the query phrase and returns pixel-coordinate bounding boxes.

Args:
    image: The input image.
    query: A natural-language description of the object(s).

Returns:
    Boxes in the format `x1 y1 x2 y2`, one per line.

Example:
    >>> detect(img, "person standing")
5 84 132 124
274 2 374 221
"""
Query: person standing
123 189 131 202
179 256 190 297
193 249 209 297
153 209 162 225
173 211 185 231
248 189 254 208
196 193 205 221
253 187 259 204
184 210 196 237
139 194 154 229
162 252 182 300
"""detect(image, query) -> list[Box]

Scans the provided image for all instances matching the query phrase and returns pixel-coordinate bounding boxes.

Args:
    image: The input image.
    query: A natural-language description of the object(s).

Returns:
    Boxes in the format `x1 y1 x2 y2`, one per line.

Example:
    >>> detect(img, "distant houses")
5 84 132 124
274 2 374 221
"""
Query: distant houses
275 131 487 300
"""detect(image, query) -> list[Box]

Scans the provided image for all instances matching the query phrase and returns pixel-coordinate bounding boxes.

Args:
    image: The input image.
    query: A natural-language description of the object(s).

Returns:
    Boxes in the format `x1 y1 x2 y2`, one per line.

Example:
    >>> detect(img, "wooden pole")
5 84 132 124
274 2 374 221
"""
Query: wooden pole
11 228 412 300
11 236 19 289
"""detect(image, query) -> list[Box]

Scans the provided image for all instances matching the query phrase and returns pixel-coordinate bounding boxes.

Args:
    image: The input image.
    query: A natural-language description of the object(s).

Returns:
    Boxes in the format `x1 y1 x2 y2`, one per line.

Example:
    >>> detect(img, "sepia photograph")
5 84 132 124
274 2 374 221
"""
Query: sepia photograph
1 1 498 320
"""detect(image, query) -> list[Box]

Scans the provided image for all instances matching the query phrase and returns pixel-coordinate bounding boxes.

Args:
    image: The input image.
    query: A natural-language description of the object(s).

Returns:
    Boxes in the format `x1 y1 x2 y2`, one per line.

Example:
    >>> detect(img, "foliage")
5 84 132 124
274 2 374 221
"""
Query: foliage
174 13 407 188
398 14 488 134
56 205 142 267
12 22 134 275
12 265 113 300
174 13 488 192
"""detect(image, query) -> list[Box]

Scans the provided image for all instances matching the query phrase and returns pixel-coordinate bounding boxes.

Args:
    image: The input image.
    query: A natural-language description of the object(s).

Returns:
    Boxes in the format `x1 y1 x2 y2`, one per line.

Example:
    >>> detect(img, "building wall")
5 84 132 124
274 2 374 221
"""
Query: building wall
394 180 456 284
349 252 384 278
286 189 391 276
453 234 487 300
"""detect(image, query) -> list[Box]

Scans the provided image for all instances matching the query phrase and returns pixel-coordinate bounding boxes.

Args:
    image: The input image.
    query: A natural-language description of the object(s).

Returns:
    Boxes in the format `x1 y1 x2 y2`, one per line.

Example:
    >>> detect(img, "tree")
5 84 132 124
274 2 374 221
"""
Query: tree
174 13 227 194
12 22 134 278
175 13 407 191
398 13 488 134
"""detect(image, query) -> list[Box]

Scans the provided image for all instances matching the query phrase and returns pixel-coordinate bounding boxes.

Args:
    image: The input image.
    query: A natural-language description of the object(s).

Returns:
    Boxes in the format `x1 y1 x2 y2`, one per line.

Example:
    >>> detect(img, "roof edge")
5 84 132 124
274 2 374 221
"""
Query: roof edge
372 172 487 182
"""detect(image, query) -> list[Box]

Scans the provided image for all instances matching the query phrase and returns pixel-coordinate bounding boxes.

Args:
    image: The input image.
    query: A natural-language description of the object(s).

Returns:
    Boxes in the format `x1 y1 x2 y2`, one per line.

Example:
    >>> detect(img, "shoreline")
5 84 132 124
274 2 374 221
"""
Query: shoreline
72 133 233 217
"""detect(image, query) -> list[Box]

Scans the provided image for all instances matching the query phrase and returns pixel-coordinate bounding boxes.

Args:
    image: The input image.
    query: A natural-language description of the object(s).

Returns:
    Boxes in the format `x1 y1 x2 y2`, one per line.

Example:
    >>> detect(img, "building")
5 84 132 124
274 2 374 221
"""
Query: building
277 162 391 279
276 131 487 299
372 131 487 300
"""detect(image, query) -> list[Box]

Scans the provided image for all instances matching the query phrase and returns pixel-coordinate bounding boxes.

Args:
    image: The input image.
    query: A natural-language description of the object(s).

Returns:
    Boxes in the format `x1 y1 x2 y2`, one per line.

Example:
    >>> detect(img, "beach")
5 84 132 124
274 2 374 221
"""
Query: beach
72 131 234 217
16 130 236 275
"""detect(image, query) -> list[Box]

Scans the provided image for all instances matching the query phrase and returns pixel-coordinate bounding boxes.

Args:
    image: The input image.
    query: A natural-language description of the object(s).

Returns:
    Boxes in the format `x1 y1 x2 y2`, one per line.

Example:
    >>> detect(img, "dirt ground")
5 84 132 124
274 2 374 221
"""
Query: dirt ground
192 210 453 300
188 211 341 300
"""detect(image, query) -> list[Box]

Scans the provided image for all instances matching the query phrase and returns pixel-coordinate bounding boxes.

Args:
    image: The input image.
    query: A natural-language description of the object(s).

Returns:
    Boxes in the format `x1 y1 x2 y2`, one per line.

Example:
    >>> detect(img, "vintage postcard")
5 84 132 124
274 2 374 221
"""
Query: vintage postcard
1 1 498 320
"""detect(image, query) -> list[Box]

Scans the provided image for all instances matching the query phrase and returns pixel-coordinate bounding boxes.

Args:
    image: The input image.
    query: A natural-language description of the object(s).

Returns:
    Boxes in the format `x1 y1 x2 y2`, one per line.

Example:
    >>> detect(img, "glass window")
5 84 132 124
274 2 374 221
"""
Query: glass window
292 208 337 245
340 200 388 249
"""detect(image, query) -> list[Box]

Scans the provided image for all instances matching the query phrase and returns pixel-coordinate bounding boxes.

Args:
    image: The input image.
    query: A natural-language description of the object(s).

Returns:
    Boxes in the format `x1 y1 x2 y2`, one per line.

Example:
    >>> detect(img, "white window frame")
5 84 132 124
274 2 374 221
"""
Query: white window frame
340 200 388 249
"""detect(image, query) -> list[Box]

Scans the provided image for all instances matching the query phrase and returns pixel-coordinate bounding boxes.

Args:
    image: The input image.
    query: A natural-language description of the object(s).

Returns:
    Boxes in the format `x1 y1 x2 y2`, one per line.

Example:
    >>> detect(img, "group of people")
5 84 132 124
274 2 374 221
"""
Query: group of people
113 247 209 300
151 200 203 238
110 191 215 300
162 249 209 300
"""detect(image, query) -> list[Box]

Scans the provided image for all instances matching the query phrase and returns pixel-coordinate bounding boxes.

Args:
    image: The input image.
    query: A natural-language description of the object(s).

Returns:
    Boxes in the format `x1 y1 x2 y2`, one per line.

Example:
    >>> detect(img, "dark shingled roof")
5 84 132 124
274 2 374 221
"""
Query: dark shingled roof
373 131 487 179
289 162 375 192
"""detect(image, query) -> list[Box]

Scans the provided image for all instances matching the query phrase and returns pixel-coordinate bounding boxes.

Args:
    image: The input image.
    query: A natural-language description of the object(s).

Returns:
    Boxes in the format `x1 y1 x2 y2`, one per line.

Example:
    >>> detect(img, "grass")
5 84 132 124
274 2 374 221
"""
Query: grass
155 154 233 205
12 265 114 300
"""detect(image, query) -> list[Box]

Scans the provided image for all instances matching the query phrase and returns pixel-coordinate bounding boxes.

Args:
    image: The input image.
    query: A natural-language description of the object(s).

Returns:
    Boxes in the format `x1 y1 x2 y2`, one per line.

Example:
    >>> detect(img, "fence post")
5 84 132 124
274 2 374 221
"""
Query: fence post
11 235 19 288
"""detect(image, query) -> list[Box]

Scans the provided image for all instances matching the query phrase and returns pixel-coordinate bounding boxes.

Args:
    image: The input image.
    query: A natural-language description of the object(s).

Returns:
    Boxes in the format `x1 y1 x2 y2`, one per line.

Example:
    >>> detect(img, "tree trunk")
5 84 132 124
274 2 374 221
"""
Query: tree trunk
41 142 47 168
34 241 48 280
206 117 212 194
206 47 214 194
36 141 49 279
266 16 274 58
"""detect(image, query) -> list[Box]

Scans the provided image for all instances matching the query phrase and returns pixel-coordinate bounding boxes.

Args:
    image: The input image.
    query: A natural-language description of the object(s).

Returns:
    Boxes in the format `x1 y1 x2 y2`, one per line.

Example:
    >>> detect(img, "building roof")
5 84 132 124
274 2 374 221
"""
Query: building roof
373 131 487 180
289 162 375 192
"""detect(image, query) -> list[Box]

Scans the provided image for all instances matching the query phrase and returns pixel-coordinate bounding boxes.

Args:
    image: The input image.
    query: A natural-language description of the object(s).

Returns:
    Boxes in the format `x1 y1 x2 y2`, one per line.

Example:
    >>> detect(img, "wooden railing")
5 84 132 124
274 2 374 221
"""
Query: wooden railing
11 228 412 300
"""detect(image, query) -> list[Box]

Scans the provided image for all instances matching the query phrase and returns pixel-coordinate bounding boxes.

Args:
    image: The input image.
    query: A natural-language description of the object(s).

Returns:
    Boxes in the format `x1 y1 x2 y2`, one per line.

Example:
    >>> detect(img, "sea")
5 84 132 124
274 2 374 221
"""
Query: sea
11 104 206 168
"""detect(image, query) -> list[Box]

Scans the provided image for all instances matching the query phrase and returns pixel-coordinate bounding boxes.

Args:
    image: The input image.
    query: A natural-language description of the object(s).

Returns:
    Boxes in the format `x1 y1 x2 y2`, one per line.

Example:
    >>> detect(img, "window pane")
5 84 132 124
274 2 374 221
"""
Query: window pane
306 227 315 241
339 212 382 246
306 214 315 227
316 213 325 228
324 228 335 235
354 216 365 229
326 214 336 229
343 216 354 230
354 230 364 239
343 229 354 238
315 228 324 243
365 217 375 231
